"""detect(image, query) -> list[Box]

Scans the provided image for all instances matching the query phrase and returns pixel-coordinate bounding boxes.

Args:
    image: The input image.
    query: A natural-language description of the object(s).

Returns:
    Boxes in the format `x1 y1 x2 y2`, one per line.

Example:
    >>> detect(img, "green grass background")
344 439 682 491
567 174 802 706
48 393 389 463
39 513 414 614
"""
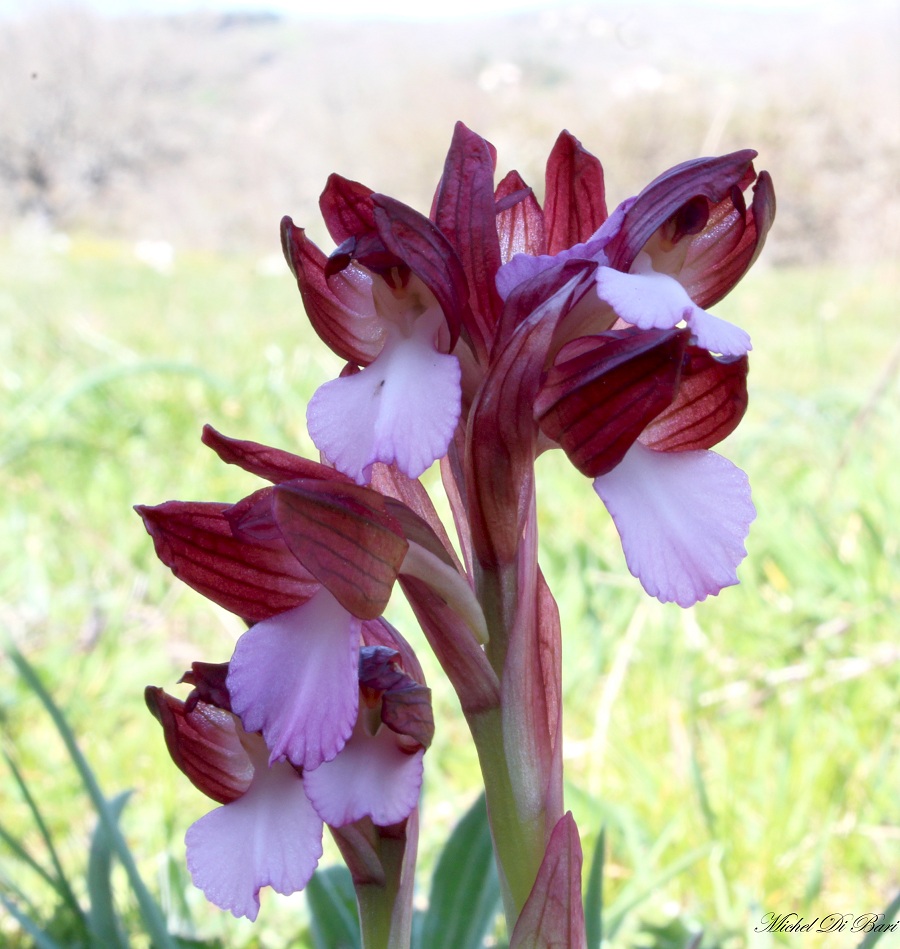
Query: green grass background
1 231 898 947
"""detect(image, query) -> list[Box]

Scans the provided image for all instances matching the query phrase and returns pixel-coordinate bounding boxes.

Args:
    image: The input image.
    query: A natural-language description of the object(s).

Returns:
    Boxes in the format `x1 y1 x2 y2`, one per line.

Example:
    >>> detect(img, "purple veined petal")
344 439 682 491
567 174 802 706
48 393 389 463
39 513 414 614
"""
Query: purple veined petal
185 737 324 921
593 441 756 607
594 253 751 356
496 252 555 300
307 307 462 485
496 237 610 302
304 719 424 828
227 588 361 770
494 200 630 302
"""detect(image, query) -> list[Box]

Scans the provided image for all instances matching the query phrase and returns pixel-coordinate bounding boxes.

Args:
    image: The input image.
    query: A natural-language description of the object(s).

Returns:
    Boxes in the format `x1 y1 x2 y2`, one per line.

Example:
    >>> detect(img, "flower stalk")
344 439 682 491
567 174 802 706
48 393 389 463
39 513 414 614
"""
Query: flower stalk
332 815 418 949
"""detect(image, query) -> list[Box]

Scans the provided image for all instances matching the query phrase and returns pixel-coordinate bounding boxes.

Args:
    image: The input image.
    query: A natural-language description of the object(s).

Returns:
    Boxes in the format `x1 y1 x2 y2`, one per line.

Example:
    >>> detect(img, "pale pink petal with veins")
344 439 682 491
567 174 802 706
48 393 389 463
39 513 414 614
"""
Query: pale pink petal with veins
593 442 755 606
227 589 360 770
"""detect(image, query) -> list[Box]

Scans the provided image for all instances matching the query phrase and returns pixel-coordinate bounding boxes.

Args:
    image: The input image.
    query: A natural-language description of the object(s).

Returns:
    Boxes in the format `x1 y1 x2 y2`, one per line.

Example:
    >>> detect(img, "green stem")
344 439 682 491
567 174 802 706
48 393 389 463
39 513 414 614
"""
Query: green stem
354 822 416 949
469 707 548 921
356 880 398 949
478 561 516 677
451 449 565 935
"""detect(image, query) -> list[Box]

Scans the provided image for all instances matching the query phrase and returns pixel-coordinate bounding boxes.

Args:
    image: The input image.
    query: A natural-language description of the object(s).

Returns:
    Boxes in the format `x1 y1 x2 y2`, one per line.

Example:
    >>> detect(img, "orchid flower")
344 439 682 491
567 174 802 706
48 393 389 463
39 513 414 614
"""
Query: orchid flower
281 182 471 485
145 668 323 921
496 134 775 358
146 634 431 922
138 425 487 767
489 131 774 605
592 150 775 357
535 328 756 605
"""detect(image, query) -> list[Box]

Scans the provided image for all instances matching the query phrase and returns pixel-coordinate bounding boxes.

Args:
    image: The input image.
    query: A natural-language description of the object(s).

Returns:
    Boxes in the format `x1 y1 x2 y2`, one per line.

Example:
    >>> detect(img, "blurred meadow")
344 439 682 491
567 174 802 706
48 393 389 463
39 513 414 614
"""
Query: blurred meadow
1 0 899 946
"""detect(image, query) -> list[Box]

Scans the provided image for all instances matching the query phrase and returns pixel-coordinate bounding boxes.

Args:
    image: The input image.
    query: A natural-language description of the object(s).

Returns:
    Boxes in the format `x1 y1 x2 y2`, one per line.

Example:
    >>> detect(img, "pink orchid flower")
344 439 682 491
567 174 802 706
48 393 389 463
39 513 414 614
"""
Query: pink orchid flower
489 131 774 605
496 134 775 357
146 627 431 921
281 182 471 485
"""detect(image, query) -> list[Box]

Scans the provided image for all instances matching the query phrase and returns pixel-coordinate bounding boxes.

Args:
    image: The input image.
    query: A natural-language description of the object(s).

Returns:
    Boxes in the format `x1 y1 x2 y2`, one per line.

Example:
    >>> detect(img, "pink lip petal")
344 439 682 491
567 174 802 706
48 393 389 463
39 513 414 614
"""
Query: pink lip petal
185 751 323 921
684 306 753 357
304 724 424 828
307 311 461 485
593 442 755 607
227 589 361 770
595 256 751 356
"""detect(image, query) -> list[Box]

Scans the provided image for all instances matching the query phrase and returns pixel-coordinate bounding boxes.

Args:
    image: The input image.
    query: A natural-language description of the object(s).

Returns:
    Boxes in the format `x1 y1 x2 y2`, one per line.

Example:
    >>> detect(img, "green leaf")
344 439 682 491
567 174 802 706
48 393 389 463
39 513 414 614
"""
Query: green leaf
605 844 711 940
0 817 62 896
0 893 67 949
2 748 86 927
7 645 179 949
172 938 227 949
584 827 605 949
86 790 131 949
855 890 900 949
419 792 501 949
306 864 360 949
0 864 43 923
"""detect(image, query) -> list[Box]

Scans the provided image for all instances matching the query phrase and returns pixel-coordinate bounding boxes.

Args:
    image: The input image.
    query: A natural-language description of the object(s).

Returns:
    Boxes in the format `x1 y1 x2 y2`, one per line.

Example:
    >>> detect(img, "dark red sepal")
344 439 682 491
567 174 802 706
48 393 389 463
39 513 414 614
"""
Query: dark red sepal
641 346 749 451
544 130 608 255
681 170 777 308
383 498 456 570
605 150 758 273
370 462 463 573
326 232 411 288
319 172 377 245
535 327 689 477
371 194 467 349
180 661 232 713
495 169 547 261
202 425 349 484
145 686 252 805
358 646 434 750
280 217 383 365
432 121 503 358
136 500 319 622
360 615 426 687
273 480 409 620
358 645 413 693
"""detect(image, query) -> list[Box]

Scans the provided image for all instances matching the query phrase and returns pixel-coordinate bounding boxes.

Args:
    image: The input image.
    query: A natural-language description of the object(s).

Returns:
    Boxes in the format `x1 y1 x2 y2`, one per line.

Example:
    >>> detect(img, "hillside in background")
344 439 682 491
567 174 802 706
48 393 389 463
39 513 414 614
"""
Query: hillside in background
1 1 897 264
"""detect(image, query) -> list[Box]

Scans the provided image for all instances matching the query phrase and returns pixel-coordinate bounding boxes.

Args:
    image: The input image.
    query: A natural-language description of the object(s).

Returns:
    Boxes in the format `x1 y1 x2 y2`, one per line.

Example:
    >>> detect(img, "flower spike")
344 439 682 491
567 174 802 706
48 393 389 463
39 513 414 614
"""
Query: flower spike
141 124 772 936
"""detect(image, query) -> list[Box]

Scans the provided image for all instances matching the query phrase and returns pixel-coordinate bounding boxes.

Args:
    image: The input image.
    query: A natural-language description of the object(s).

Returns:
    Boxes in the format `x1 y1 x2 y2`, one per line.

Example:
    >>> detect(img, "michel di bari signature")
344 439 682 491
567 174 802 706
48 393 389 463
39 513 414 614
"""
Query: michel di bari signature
756 912 899 935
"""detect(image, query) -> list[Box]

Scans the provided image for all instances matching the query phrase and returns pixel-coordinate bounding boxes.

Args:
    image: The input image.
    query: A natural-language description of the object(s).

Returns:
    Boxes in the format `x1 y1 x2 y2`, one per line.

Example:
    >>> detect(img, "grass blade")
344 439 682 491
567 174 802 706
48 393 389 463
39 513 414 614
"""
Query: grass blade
584 827 605 949
2 748 86 926
855 890 900 949
0 818 64 896
0 864 43 920
86 790 131 949
419 792 501 949
7 645 178 949
306 864 360 949
605 845 711 940
0 893 67 949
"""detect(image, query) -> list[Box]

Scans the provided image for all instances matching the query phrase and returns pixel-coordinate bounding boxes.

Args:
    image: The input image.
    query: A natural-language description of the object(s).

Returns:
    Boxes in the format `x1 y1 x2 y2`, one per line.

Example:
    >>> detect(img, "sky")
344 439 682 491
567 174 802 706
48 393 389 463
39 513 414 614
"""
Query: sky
3 0 574 18
0 0 847 19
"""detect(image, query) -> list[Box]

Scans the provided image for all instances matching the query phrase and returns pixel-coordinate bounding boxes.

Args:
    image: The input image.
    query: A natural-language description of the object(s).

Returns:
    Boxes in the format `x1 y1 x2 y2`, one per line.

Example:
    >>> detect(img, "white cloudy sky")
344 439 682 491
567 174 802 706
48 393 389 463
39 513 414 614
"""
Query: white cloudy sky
0 0 843 18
